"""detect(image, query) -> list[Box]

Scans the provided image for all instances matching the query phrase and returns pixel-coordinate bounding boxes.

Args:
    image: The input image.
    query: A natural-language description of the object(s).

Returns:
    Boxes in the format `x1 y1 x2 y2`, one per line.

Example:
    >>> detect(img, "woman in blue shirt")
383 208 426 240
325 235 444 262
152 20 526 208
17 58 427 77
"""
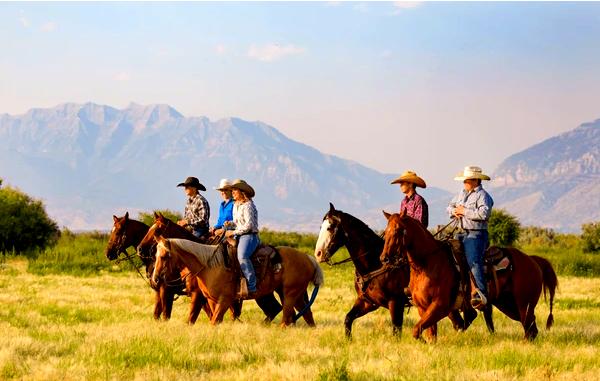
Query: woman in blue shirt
209 179 234 235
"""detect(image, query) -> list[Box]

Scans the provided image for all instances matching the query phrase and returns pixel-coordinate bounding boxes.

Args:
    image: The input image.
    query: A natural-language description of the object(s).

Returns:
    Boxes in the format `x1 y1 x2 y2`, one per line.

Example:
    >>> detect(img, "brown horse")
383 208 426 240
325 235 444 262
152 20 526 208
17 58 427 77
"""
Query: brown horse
106 212 207 323
137 213 286 323
314 203 473 339
381 211 557 341
151 237 324 326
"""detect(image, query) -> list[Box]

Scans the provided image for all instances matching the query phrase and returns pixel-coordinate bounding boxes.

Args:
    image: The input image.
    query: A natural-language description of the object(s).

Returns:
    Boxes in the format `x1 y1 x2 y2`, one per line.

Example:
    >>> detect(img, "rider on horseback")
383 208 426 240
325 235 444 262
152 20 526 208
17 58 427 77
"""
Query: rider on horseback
209 178 234 236
391 170 429 228
447 166 494 309
176 176 210 239
225 179 260 298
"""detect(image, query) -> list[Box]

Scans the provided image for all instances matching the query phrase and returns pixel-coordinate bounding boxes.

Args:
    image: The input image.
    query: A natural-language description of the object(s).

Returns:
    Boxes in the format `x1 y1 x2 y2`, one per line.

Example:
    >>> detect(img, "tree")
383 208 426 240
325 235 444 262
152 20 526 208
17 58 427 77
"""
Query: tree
488 209 521 247
581 222 600 253
137 209 182 227
0 185 60 253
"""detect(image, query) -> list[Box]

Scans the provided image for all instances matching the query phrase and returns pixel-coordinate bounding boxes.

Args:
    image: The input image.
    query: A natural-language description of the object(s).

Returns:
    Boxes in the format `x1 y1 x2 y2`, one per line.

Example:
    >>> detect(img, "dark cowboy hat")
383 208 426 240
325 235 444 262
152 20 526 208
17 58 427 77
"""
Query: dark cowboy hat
176 176 207 191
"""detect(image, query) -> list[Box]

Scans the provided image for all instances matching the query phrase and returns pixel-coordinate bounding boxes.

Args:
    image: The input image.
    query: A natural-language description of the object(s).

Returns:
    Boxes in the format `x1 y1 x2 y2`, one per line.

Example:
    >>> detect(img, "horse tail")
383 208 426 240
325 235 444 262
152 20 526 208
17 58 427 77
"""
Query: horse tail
530 255 558 330
292 254 324 323
308 254 325 287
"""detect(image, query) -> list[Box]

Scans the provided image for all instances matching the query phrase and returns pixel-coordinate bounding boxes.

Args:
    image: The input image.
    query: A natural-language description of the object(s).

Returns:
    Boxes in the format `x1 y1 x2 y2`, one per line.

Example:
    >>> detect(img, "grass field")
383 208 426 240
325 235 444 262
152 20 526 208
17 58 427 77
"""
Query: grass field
1 242 600 381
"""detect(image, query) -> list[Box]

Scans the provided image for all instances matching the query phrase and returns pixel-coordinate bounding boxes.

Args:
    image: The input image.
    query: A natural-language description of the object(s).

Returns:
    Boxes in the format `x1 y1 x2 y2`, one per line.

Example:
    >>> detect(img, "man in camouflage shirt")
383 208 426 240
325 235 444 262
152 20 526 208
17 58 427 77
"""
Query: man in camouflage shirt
176 177 210 238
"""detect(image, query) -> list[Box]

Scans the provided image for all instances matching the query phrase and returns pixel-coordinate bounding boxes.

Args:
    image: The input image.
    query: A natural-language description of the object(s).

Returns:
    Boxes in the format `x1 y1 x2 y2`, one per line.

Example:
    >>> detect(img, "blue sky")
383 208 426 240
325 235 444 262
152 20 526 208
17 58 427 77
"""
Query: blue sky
1 1 600 190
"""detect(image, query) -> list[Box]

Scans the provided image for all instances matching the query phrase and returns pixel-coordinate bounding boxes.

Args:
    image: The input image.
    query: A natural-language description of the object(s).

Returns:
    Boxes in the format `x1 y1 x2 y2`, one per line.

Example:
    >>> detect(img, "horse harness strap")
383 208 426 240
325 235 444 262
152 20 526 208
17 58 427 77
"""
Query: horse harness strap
355 261 406 293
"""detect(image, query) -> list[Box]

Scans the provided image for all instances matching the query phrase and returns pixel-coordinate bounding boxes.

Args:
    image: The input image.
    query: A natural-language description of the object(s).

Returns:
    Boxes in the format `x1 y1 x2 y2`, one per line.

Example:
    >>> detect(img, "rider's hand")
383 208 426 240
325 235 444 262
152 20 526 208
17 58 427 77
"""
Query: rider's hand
177 219 187 227
225 230 235 238
214 228 224 236
453 206 465 217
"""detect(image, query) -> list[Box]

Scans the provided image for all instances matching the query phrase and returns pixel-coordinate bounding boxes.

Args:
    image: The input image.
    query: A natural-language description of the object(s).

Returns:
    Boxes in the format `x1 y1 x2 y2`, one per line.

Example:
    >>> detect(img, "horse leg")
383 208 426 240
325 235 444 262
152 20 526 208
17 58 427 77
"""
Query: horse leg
187 291 207 325
162 287 174 321
388 299 405 337
344 296 379 339
463 305 478 331
412 302 447 341
153 290 163 320
256 294 283 324
519 301 539 341
448 310 466 331
425 323 438 342
293 292 316 328
229 299 243 321
483 304 494 334
210 302 230 325
281 289 304 327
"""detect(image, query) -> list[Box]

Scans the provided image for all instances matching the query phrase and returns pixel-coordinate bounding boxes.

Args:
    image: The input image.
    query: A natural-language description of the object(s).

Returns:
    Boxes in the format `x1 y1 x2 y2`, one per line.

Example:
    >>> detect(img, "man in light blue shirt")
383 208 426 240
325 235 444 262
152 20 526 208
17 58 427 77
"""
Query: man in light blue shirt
447 166 494 309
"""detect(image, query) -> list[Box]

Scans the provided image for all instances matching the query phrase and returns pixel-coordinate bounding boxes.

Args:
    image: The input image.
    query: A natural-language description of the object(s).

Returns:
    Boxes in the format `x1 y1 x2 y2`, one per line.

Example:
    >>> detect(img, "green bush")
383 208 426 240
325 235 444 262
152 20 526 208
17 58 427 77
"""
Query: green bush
137 209 182 227
259 229 317 253
0 184 60 254
488 209 521 247
517 226 557 247
581 222 600 253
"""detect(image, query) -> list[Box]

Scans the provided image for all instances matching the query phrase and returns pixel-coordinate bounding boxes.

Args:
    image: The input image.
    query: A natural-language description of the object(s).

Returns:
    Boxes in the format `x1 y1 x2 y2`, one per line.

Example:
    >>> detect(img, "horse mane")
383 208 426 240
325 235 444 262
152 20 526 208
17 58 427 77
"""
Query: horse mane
129 218 150 229
161 238 225 268
336 210 383 246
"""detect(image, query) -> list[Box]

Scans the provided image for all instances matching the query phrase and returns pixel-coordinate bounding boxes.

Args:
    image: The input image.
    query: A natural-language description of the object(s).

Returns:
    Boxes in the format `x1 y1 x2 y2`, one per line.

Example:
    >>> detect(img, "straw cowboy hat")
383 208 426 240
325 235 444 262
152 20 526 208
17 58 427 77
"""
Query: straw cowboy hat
229 179 255 198
390 171 427 188
176 176 207 191
214 178 233 191
454 166 491 181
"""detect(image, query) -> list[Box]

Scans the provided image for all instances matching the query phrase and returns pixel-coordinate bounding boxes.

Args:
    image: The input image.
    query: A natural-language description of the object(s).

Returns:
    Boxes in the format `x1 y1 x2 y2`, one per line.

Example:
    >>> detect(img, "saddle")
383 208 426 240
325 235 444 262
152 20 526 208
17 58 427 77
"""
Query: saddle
445 239 512 302
221 241 283 299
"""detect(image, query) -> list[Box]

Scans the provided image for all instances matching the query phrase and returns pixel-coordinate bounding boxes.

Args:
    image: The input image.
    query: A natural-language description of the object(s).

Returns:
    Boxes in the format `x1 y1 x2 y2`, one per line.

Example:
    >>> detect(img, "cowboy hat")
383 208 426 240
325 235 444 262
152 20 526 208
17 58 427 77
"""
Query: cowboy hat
454 166 491 181
390 171 427 188
229 179 255 198
214 178 232 191
176 176 207 191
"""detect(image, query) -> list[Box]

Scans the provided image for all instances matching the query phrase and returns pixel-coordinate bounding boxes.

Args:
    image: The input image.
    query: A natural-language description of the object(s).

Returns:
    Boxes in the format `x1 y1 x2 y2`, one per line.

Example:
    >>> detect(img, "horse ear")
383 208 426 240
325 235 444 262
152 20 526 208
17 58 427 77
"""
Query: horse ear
113 215 118 223
124 211 129 221
153 211 160 219
382 210 392 220
329 202 335 212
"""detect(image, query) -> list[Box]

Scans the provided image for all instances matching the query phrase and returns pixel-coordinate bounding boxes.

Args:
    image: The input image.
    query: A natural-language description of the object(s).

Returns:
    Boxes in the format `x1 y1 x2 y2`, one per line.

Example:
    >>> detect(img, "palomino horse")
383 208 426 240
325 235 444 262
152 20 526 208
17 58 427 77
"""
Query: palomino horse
106 212 207 323
314 203 472 339
381 211 557 341
151 237 324 326
137 213 285 323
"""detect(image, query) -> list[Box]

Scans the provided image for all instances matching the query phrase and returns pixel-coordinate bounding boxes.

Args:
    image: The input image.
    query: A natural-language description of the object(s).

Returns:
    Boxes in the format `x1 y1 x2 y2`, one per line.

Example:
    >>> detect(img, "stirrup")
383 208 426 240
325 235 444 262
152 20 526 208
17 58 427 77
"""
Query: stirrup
470 289 488 310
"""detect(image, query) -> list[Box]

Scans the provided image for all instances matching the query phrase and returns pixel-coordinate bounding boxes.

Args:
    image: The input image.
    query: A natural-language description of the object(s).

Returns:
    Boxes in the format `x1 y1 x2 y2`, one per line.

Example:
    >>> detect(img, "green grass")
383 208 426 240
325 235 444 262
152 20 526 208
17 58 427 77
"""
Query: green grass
1 254 599 380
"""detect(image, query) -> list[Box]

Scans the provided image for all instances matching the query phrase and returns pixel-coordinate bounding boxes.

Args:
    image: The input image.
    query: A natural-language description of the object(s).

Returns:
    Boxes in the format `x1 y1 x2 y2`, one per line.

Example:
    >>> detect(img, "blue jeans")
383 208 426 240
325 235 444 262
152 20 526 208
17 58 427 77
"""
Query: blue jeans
191 226 208 239
237 234 260 292
461 230 489 296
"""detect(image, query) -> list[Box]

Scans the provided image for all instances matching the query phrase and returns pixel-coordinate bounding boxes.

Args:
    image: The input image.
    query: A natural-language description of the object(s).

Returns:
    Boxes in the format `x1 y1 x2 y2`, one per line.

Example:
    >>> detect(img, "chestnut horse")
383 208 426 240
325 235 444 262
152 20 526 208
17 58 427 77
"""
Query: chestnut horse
106 212 207 323
381 211 557 341
137 213 285 323
151 237 324 326
314 203 472 339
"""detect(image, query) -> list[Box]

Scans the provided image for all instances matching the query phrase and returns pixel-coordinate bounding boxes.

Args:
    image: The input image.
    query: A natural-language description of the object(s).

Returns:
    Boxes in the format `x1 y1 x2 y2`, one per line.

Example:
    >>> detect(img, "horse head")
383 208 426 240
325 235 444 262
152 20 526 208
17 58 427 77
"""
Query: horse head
106 212 130 260
314 203 347 263
137 212 168 260
151 236 172 288
380 209 408 263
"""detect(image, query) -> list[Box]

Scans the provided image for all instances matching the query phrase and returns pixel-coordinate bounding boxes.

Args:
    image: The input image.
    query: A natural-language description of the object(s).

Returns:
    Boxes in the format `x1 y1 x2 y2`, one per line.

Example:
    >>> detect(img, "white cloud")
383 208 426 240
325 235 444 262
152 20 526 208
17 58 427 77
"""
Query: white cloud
392 1 422 14
18 16 31 28
215 44 227 55
114 72 131 82
247 43 305 62
40 21 57 32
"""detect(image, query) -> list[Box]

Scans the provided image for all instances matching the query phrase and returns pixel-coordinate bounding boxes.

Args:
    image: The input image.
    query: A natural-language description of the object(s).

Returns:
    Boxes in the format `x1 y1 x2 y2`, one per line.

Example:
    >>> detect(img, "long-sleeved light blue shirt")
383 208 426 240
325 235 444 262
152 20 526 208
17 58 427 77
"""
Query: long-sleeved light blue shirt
447 185 494 230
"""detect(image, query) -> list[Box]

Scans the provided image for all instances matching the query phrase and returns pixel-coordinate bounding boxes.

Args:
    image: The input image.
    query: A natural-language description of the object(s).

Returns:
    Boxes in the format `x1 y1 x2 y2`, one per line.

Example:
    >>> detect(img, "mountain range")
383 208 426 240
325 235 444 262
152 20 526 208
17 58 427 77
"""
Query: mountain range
0 102 450 232
1 103 597 232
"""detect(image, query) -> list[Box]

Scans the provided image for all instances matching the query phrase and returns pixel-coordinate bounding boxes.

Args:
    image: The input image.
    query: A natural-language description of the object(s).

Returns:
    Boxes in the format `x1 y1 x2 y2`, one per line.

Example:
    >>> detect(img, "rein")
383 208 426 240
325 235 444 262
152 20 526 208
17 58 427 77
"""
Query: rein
115 248 152 288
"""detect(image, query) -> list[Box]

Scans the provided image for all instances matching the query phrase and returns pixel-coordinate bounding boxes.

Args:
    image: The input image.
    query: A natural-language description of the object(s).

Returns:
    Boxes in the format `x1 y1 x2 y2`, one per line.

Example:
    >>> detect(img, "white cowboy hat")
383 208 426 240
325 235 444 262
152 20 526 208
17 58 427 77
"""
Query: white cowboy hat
214 178 232 191
454 166 491 181
390 170 427 188
229 179 255 198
